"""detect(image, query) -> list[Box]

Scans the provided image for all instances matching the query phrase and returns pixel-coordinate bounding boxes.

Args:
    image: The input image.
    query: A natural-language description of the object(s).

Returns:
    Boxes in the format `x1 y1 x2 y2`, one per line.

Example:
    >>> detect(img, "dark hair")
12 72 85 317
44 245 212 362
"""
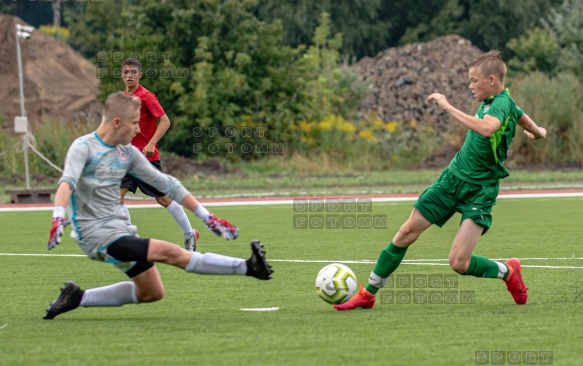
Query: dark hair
469 50 507 83
121 58 142 72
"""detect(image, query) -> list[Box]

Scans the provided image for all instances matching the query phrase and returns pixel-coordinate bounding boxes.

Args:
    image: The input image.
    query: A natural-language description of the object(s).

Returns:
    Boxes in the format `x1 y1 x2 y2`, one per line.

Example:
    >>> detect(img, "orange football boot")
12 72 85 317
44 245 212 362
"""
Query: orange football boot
504 258 528 305
333 283 376 310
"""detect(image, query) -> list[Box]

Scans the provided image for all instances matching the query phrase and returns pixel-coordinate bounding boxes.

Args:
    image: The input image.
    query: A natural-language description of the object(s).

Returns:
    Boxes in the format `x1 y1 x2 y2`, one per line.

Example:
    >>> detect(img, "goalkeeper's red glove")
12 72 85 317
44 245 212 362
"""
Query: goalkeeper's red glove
205 213 239 240
48 217 71 250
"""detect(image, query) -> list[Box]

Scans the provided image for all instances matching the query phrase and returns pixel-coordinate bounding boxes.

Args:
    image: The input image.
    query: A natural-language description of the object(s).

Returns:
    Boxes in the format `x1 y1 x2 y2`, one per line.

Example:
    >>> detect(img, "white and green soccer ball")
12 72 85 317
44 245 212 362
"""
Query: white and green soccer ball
315 263 357 304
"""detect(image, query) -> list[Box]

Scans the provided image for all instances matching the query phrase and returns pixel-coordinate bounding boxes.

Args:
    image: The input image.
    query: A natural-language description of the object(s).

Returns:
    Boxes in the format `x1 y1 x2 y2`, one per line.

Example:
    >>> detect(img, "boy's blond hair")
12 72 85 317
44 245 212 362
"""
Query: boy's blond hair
103 92 141 123
469 50 507 84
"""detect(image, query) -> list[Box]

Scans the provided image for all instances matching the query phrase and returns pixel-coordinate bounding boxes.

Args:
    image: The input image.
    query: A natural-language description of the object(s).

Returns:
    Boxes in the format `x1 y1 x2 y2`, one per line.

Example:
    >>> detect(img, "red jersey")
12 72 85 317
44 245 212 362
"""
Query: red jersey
123 85 166 161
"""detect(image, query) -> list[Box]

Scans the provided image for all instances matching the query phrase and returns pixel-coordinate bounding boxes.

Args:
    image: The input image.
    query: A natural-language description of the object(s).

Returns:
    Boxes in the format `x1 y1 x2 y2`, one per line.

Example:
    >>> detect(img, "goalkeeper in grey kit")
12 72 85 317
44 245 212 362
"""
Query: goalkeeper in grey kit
44 92 273 320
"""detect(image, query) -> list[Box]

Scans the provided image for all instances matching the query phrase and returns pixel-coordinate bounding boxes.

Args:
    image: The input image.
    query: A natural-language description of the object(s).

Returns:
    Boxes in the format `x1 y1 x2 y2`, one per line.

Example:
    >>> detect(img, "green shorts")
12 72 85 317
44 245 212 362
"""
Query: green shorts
413 168 499 234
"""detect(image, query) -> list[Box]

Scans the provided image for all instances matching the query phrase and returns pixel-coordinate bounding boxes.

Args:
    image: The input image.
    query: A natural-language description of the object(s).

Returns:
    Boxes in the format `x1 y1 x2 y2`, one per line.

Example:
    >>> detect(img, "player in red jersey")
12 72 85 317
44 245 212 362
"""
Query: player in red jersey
119 58 199 251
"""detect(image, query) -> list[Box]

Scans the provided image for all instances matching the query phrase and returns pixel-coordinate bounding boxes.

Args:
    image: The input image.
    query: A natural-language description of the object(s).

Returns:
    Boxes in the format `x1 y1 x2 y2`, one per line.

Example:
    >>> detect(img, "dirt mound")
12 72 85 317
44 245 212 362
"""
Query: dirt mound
0 15 101 135
353 35 483 130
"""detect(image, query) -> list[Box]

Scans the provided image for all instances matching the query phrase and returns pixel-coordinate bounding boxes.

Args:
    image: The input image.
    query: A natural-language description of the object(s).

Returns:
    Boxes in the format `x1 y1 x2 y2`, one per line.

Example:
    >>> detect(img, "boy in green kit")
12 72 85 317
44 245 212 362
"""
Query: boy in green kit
335 50 547 310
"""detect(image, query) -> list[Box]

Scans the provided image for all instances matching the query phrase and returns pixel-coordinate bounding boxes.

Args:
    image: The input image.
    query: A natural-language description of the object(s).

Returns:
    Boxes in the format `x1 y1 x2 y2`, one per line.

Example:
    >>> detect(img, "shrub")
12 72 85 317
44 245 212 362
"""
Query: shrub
511 71 583 166
39 25 70 41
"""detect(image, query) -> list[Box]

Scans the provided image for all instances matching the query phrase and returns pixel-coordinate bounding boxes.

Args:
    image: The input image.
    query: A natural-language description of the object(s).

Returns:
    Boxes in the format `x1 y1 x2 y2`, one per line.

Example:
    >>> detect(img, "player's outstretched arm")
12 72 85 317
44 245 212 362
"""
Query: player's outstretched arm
48 182 73 250
518 113 547 140
426 93 500 137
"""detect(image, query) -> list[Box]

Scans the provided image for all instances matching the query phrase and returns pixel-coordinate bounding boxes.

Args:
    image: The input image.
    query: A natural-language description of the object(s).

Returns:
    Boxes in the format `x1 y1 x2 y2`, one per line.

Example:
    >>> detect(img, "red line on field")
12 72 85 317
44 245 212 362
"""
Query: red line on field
499 188 583 195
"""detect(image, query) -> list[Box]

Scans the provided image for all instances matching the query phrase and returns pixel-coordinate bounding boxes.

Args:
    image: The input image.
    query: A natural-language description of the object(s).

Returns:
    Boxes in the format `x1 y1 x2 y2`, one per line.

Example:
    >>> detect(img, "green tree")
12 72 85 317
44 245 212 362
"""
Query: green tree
254 0 389 59
395 0 561 56
455 0 562 56
88 1 368 159
399 0 464 45
541 0 583 77
292 12 368 121
105 0 297 157
64 0 130 61
0 1 17 14
506 27 560 76
63 0 366 157
0 0 51 25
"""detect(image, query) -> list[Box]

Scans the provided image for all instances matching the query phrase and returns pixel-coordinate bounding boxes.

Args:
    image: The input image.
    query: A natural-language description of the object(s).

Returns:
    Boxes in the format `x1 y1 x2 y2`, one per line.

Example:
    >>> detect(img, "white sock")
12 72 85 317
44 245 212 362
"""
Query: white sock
495 261 509 279
120 204 131 225
166 201 193 238
369 272 388 288
194 204 210 222
184 252 247 275
80 281 138 307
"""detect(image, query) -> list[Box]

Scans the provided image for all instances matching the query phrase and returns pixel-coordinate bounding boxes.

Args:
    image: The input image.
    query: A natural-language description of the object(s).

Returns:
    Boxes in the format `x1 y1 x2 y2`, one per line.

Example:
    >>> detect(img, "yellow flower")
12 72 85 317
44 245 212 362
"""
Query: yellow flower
385 122 398 132
373 118 384 128
359 130 373 139
301 136 316 145
319 120 332 131
320 115 334 129
340 122 356 133
39 25 70 40
408 119 417 129
299 120 312 133
241 115 254 126
358 130 378 142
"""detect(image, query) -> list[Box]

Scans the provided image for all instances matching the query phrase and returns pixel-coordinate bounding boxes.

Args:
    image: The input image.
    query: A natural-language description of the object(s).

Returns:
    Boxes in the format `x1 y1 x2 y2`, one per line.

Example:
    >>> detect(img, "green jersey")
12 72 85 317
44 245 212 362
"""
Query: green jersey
448 88 523 185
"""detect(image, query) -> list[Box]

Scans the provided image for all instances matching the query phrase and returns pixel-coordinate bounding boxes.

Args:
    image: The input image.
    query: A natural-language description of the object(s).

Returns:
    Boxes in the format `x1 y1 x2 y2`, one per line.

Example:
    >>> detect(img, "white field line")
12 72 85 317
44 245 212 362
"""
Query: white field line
0 324 7 330
268 259 583 269
0 253 85 257
1 253 582 269
239 307 280 312
2 191 583 212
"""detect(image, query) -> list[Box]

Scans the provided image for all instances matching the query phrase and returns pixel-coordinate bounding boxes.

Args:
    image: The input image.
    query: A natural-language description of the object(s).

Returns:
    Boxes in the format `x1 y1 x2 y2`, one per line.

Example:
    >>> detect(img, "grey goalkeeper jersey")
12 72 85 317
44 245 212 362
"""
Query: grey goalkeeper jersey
59 131 189 256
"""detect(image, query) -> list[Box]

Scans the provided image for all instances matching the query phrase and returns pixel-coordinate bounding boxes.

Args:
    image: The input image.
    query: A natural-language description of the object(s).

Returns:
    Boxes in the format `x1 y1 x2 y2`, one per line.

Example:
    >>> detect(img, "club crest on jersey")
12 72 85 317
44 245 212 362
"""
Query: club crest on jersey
483 104 491 113
117 148 129 161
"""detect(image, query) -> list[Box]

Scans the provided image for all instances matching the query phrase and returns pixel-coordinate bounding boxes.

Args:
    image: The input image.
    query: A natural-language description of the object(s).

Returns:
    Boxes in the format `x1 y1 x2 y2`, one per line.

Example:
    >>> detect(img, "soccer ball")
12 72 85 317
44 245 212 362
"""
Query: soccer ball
315 263 357 304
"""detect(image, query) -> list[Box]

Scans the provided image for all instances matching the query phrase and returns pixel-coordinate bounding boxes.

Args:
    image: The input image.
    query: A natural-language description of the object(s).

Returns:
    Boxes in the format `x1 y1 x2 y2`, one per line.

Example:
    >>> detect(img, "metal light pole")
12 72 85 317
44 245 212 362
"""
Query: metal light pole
15 24 34 189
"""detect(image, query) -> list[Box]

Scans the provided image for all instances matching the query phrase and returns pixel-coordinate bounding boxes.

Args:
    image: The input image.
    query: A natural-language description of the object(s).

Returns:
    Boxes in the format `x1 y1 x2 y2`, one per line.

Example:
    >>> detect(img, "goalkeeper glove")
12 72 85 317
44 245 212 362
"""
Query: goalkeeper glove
204 213 239 240
48 207 71 250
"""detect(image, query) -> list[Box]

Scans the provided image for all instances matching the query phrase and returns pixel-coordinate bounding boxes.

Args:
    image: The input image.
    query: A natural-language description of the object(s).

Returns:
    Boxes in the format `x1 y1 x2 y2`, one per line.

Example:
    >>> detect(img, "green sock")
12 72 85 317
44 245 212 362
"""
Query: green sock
462 255 505 278
366 242 408 294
